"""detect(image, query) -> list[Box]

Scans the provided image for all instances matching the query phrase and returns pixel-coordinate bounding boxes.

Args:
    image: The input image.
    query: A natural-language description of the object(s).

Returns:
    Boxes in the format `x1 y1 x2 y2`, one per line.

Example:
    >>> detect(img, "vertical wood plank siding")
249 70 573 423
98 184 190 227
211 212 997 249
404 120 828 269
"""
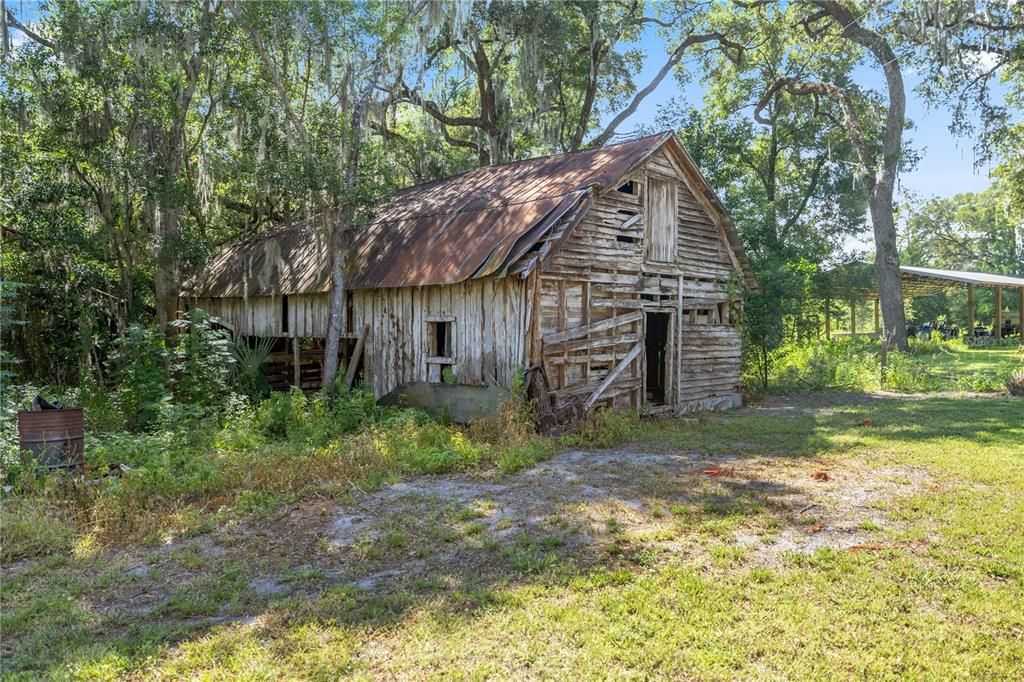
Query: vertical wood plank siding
538 147 743 411
192 277 528 400
351 277 528 398
192 293 327 338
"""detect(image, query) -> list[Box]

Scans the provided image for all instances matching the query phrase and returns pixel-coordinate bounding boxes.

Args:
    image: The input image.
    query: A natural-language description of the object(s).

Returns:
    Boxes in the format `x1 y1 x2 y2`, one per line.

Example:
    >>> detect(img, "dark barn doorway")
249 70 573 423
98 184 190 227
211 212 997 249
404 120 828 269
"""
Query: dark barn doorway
645 312 670 405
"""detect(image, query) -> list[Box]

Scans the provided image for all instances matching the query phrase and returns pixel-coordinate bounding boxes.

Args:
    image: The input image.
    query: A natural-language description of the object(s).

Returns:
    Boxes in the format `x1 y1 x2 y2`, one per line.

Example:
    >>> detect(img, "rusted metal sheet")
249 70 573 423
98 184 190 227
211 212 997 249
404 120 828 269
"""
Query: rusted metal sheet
17 408 85 472
182 219 331 298
184 133 673 296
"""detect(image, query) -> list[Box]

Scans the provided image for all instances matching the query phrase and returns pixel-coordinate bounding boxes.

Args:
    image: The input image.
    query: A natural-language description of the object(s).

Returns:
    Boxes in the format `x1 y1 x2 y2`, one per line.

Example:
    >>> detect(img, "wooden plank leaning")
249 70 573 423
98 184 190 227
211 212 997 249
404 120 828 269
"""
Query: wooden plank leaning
583 341 643 411
343 323 370 390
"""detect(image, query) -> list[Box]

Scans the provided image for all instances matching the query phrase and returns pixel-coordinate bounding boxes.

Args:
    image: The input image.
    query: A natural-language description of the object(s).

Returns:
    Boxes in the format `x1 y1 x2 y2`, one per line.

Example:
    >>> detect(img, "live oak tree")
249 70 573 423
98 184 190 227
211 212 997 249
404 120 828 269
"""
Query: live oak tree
718 1 912 349
728 0 1021 350
387 0 743 162
227 0 433 391
660 4 867 385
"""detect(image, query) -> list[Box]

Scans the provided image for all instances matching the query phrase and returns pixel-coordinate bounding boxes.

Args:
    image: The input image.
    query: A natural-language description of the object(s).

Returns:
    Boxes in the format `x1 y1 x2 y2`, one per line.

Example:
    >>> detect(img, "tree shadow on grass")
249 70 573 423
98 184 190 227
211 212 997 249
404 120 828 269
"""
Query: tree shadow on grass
9 391 1019 676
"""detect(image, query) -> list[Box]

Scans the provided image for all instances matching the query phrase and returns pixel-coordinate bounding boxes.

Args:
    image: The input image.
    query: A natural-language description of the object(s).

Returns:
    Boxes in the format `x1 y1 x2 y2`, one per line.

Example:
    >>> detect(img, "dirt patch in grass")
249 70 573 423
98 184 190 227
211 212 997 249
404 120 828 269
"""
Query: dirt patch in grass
19 439 932 629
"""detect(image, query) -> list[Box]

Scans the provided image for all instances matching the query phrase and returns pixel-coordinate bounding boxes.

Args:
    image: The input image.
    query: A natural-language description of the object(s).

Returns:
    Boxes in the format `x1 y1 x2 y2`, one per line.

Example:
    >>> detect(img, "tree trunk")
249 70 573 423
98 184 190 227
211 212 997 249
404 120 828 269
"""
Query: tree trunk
322 212 348 392
155 204 181 330
322 53 384 392
868 178 908 350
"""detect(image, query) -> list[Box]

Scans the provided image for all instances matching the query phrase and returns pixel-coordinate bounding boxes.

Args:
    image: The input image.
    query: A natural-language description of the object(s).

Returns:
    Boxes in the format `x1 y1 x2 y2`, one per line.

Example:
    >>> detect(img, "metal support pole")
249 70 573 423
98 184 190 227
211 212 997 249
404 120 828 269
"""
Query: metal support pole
967 284 975 338
994 286 1003 339
1019 287 1023 339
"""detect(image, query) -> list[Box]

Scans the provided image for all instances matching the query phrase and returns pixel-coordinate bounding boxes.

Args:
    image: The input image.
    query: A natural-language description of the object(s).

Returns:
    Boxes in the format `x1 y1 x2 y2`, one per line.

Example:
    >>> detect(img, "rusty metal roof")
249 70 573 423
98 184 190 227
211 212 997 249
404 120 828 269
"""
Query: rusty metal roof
184 132 756 295
182 217 332 298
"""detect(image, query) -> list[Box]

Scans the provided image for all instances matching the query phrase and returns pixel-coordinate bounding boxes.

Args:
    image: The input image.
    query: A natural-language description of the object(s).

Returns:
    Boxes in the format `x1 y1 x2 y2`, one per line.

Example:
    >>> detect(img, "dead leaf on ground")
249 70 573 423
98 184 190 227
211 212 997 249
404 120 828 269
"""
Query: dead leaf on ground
812 471 831 482
809 523 824 533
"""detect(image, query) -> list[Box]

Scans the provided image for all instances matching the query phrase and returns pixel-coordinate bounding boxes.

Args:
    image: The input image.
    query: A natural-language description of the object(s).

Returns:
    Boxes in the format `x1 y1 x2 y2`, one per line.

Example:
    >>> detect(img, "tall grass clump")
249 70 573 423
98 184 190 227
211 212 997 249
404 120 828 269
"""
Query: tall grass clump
747 336 1022 395
562 408 644 448
759 337 881 392
467 369 556 473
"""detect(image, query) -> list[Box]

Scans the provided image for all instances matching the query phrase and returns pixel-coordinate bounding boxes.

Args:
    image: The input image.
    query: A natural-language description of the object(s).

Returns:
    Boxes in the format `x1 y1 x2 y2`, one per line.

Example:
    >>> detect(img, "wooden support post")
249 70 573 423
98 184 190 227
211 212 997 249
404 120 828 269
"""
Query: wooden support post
850 299 856 334
967 284 975 337
676 276 684 407
581 281 590 382
824 295 831 340
873 299 880 334
994 285 1002 339
292 337 300 387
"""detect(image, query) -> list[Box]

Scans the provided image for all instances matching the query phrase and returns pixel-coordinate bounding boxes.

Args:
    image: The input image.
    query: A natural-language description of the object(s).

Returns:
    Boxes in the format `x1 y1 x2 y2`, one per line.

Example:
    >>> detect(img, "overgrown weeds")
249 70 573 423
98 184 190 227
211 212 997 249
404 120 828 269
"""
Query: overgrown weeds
749 336 1022 394
1 376 559 561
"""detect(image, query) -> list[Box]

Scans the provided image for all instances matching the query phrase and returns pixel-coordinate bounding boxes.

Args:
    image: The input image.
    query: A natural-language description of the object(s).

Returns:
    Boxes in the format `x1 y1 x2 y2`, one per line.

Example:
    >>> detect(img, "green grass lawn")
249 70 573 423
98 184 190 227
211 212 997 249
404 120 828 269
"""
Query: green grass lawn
3 392 1022 680
921 345 1021 383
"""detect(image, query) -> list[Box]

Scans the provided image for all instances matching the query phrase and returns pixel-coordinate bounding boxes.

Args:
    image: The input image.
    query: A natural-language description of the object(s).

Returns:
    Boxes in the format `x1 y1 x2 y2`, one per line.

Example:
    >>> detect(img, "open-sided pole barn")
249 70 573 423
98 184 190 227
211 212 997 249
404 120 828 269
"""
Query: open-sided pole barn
183 132 758 415
822 264 1024 342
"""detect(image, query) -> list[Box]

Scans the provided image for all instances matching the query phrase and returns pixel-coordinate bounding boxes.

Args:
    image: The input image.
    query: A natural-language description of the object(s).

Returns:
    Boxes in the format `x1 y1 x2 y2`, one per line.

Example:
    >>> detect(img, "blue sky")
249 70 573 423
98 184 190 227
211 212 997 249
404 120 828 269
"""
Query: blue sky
608 26 1001 202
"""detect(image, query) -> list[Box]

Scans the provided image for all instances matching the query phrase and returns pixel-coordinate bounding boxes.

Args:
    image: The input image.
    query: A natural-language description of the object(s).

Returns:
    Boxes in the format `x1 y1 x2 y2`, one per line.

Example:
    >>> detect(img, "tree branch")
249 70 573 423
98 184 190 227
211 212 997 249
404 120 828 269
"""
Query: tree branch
810 0 905 184
781 153 827 235
589 32 743 148
398 82 487 130
4 8 53 49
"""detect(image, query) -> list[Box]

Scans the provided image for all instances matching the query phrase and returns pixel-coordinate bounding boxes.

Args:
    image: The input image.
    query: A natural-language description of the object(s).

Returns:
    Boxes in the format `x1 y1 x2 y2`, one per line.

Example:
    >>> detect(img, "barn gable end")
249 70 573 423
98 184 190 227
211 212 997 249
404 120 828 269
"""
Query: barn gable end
533 139 746 413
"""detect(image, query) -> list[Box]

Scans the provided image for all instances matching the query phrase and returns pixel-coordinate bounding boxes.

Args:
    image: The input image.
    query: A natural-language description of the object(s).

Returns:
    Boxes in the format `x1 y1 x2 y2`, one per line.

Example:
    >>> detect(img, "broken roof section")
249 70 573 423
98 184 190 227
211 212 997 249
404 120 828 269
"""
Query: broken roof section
184 132 755 296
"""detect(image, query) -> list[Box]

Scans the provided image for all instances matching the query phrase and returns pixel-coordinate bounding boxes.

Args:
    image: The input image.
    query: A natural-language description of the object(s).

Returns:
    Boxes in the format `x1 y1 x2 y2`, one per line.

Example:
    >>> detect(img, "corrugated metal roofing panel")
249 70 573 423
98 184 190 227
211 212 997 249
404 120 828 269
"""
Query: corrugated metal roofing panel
183 132 758 296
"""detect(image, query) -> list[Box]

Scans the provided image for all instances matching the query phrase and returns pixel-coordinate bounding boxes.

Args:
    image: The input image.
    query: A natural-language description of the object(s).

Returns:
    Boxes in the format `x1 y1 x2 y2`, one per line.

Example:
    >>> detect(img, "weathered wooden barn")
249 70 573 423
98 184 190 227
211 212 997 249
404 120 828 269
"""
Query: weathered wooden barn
182 132 757 414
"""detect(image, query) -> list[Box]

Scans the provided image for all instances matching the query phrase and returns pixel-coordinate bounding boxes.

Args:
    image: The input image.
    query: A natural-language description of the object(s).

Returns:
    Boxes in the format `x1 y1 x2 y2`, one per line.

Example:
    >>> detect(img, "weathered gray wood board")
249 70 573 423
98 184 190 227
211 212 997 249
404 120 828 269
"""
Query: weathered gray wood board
534 146 743 412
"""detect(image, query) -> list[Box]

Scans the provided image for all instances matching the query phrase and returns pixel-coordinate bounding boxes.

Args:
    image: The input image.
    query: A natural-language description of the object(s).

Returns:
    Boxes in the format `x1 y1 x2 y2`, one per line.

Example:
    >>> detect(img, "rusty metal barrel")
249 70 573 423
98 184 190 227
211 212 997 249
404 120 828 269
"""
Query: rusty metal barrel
17 408 85 472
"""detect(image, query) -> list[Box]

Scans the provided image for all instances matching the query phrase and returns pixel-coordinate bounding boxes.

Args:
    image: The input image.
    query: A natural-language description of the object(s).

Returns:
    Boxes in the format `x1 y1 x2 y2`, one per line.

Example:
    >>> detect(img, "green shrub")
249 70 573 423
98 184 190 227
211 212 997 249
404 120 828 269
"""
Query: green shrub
109 325 169 430
882 352 929 392
69 380 124 433
170 309 234 409
253 386 381 445
231 336 275 399
746 337 1019 395
766 337 880 392
374 412 486 474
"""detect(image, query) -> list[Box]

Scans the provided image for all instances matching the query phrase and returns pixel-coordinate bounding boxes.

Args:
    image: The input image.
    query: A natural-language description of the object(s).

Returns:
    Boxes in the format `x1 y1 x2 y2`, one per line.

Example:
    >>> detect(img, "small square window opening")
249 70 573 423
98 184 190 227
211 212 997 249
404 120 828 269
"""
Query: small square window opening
428 320 454 359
